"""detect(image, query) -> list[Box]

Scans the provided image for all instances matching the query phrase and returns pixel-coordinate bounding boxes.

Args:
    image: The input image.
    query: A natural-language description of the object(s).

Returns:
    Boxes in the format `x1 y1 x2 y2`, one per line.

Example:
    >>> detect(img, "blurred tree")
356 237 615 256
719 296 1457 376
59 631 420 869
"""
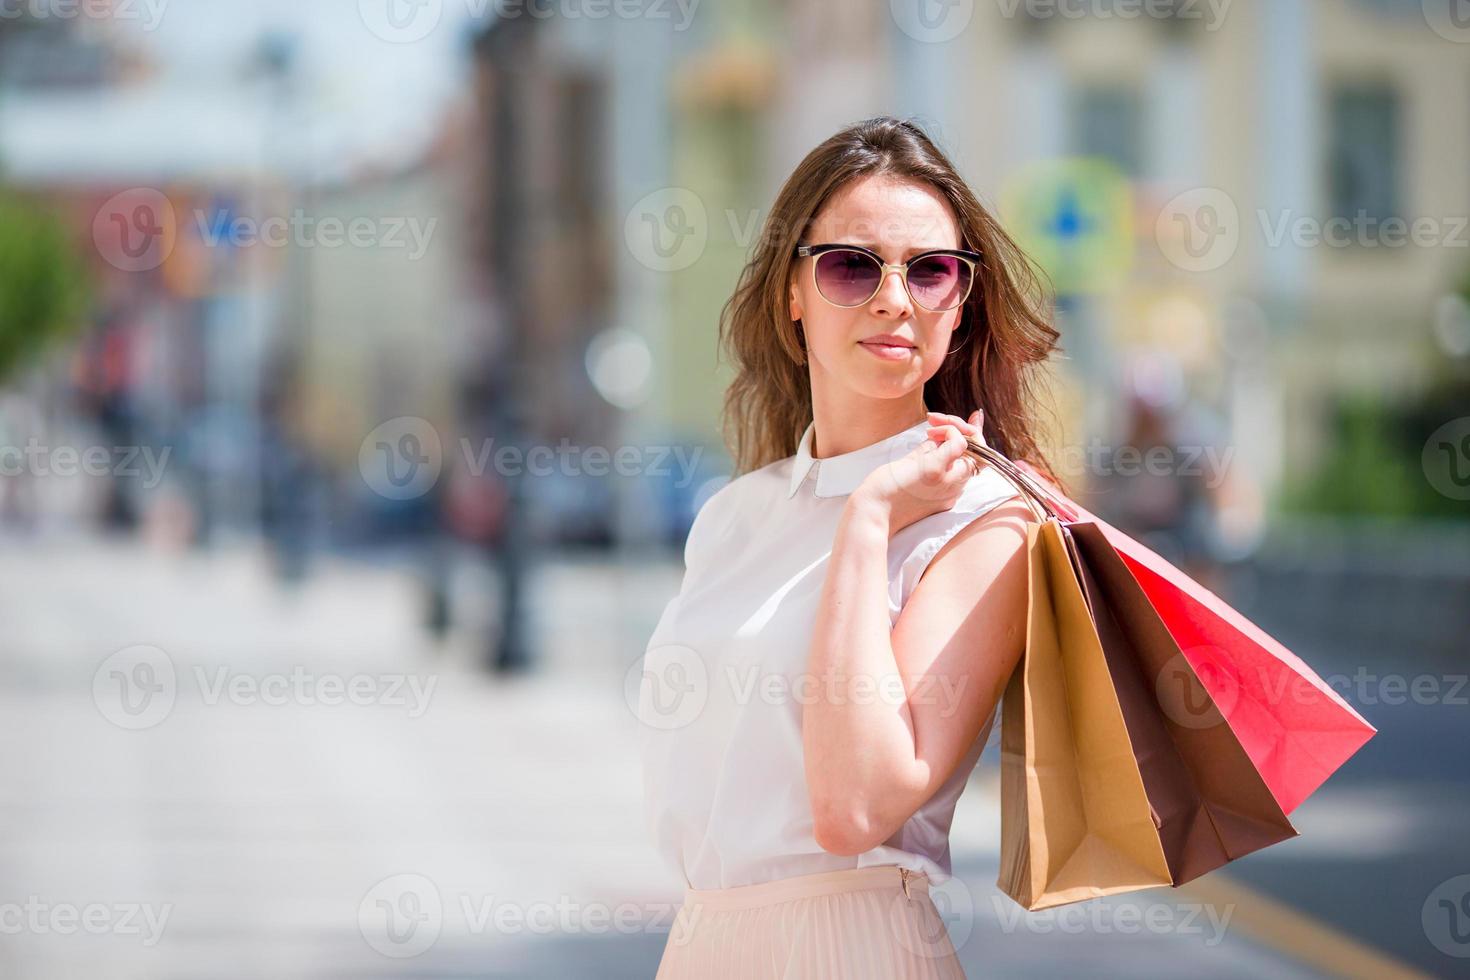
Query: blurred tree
0 191 91 385
1283 389 1470 521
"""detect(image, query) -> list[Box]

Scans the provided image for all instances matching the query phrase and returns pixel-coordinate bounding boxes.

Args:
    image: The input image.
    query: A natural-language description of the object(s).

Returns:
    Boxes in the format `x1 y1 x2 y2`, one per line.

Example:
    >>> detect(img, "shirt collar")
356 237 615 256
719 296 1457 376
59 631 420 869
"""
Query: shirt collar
786 417 933 498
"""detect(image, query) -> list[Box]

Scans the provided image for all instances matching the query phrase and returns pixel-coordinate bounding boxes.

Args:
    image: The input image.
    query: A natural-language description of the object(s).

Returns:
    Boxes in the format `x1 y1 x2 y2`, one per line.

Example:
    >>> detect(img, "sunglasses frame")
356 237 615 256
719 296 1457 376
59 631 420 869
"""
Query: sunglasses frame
793 242 982 312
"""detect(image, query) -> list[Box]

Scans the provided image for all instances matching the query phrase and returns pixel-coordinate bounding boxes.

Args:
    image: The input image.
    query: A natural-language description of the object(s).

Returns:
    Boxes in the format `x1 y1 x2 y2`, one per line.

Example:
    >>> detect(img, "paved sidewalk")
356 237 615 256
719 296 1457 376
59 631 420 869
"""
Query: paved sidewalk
0 532 1350 978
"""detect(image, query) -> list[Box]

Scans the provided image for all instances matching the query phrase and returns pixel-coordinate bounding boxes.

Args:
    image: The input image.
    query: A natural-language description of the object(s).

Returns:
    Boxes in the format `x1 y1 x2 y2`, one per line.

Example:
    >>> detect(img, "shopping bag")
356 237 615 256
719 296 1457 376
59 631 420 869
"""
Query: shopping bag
997 518 1173 911
995 448 1378 815
1068 522 1300 885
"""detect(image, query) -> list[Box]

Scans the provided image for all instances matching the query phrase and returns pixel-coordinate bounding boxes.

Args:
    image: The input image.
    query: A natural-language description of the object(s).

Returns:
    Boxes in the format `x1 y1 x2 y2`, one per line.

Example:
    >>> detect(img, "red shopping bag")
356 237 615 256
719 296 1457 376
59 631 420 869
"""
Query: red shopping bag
1002 456 1378 815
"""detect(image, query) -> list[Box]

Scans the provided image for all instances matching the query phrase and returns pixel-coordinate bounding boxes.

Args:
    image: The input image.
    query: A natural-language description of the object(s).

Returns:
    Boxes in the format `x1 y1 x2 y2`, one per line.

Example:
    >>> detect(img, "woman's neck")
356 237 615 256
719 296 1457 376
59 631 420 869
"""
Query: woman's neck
808 398 930 459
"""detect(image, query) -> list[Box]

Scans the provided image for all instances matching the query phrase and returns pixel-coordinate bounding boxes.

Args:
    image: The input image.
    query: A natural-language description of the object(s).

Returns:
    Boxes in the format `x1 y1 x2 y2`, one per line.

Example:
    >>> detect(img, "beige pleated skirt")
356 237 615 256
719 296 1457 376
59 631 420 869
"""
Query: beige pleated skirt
653 864 967 979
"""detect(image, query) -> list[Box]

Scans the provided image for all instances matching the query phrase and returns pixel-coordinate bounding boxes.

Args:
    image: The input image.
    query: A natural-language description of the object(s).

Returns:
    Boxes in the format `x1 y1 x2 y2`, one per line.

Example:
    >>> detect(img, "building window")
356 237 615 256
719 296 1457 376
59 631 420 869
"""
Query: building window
1069 83 1145 178
1327 83 1400 231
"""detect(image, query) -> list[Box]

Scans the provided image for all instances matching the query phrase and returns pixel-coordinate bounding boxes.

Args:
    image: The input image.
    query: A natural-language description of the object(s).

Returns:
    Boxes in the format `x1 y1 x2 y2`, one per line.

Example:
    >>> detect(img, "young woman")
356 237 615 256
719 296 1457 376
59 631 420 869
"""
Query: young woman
639 115 1063 978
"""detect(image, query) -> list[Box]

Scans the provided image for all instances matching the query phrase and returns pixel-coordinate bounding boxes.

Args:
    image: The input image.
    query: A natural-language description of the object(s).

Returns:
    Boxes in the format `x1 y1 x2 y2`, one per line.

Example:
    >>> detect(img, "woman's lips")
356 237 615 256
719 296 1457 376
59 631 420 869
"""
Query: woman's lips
858 339 916 360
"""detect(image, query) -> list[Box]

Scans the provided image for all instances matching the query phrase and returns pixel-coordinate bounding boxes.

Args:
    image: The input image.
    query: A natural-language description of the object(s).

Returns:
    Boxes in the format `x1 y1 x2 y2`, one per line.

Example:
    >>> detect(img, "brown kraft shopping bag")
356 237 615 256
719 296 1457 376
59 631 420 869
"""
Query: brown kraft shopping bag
997 518 1173 911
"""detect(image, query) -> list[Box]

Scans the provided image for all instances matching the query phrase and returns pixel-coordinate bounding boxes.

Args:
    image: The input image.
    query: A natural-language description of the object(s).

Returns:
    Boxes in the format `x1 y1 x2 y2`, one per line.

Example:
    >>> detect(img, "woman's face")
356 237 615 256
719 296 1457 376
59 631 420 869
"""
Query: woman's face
788 174 967 401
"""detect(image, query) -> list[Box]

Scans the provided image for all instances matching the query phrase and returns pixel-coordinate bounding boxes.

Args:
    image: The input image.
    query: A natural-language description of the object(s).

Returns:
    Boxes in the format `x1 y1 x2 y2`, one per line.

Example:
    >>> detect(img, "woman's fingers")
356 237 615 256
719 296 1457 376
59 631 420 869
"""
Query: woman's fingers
926 416 988 482
927 409 986 440
926 424 967 454
927 410 975 433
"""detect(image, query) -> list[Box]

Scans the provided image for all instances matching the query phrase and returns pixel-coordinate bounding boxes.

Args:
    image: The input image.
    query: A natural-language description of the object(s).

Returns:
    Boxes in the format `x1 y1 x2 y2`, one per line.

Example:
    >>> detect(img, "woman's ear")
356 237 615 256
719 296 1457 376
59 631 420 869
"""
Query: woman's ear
788 283 802 322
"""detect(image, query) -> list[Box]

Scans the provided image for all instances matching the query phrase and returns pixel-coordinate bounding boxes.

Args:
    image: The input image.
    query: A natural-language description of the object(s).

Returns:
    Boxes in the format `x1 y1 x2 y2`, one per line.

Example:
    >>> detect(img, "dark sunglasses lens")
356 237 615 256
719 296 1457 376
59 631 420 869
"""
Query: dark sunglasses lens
813 249 881 306
907 254 971 310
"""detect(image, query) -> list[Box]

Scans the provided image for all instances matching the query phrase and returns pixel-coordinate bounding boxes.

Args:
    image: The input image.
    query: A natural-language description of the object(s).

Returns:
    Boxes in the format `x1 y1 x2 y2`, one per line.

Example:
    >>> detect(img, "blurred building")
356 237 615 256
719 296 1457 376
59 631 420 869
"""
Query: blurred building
468 0 1468 524
0 13 470 547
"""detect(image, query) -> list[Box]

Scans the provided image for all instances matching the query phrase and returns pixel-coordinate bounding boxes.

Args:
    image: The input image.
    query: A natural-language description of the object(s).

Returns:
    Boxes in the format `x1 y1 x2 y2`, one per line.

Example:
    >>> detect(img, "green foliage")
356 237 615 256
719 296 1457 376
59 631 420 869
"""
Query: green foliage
1282 389 1470 521
0 191 91 384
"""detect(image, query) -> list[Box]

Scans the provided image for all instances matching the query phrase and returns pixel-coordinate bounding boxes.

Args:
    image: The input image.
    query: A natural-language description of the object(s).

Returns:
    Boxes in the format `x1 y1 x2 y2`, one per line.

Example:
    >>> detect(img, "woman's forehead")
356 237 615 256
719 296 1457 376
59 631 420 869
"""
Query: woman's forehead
810 175 960 252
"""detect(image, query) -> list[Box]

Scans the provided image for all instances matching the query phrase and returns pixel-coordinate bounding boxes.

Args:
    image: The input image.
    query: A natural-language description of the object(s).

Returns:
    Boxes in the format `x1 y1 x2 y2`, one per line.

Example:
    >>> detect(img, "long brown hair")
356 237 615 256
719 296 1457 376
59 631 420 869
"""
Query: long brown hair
717 115 1065 486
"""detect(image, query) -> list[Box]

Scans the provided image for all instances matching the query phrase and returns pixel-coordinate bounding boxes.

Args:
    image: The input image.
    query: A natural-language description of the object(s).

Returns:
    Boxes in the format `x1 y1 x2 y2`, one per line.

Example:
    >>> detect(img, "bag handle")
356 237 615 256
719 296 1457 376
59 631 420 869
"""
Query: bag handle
960 439 1072 524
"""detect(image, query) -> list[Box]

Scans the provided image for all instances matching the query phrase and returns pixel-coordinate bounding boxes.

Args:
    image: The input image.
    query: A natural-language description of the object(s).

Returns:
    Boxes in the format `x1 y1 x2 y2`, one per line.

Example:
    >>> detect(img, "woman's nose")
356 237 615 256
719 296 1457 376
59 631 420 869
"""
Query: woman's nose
869 268 912 316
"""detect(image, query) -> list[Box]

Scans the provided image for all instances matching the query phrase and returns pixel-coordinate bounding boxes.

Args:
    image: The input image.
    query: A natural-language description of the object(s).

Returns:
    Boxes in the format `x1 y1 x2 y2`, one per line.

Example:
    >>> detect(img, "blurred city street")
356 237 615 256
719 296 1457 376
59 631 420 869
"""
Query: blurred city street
0 529 1444 978
2 1 1468 977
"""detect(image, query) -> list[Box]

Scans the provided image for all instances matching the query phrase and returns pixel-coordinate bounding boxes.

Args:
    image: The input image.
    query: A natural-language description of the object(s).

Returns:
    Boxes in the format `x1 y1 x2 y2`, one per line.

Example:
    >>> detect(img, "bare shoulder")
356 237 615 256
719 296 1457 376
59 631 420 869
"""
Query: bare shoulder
921 496 1034 588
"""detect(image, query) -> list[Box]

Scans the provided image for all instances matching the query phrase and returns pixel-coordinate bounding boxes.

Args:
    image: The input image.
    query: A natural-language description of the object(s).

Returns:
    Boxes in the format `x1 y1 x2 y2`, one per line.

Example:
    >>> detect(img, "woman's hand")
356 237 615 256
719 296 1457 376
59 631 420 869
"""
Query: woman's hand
850 409 989 534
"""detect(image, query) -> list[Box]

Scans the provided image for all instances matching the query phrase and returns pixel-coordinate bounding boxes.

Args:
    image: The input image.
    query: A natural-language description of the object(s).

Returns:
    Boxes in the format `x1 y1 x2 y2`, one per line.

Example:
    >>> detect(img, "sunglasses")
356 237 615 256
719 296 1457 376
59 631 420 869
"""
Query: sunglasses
793 242 981 312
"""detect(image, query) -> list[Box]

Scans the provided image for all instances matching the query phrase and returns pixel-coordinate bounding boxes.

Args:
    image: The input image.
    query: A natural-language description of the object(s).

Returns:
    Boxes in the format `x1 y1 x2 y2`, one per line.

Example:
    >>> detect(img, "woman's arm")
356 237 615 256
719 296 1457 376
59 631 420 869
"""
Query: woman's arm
802 490 1031 856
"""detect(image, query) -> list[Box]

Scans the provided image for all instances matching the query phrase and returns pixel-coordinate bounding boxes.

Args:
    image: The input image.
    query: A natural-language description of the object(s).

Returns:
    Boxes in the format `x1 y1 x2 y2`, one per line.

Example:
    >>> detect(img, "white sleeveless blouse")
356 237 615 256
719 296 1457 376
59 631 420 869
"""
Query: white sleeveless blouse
637 417 1024 890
